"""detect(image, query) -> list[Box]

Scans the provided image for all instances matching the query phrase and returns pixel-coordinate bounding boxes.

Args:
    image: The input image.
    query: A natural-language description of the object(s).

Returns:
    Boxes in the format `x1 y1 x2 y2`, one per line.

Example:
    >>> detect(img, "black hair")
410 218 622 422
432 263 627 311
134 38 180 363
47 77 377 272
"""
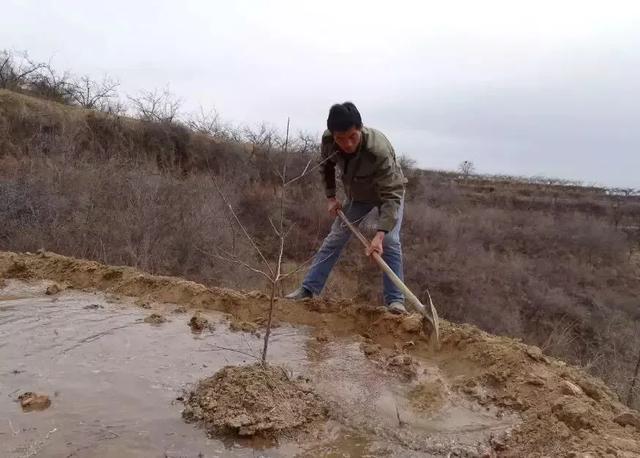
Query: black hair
327 101 363 133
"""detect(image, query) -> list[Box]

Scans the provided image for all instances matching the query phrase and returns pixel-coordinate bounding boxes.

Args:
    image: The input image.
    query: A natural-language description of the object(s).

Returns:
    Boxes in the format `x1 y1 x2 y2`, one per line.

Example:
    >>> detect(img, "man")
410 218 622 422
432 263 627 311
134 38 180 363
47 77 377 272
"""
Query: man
286 102 408 314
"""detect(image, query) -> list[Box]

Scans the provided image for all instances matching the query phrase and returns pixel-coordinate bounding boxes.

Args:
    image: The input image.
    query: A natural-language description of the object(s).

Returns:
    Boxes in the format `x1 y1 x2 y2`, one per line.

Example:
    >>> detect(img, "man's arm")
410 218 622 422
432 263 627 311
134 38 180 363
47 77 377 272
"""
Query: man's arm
373 142 405 233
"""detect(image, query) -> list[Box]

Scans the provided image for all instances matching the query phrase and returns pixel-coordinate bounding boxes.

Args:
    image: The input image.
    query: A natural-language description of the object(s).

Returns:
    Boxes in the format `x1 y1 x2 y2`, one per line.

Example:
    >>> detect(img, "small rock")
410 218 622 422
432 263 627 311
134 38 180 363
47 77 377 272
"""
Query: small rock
613 412 640 430
18 392 51 411
173 306 188 314
560 380 584 397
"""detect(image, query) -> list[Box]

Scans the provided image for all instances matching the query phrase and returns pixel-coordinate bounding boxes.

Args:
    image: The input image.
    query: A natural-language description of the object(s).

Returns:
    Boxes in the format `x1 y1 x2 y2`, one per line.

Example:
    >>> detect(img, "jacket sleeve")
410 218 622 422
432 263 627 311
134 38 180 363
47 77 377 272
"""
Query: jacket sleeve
320 132 337 198
373 142 405 233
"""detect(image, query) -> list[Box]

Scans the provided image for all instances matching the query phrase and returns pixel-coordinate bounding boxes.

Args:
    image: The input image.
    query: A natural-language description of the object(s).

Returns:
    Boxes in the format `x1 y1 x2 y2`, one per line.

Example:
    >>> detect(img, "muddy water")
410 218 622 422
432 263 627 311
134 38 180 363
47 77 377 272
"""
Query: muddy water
0 280 516 457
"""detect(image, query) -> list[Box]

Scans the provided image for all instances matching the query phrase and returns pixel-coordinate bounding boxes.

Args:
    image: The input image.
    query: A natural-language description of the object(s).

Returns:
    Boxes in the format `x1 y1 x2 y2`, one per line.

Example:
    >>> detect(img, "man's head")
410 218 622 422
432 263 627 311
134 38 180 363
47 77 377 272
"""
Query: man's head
327 102 362 154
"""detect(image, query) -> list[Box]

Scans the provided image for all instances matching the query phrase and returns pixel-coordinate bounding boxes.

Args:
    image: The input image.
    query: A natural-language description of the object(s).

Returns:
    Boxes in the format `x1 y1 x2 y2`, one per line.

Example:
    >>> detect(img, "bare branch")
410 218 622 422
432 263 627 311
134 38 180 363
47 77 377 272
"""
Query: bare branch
198 344 259 360
127 87 182 123
267 216 281 237
207 173 275 277
70 74 120 109
278 252 332 281
195 246 271 282
187 106 228 138
283 151 337 187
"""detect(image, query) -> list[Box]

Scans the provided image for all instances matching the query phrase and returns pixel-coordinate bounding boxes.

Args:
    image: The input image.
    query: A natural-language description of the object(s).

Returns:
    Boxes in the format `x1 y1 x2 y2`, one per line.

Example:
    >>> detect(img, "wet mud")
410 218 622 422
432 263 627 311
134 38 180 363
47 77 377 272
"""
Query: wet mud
183 364 328 438
0 278 513 457
1 251 639 457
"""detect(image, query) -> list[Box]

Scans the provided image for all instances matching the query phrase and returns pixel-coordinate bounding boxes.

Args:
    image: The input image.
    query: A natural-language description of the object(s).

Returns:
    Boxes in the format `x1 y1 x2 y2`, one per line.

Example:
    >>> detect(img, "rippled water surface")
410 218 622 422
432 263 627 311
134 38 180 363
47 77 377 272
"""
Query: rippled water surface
0 279 515 457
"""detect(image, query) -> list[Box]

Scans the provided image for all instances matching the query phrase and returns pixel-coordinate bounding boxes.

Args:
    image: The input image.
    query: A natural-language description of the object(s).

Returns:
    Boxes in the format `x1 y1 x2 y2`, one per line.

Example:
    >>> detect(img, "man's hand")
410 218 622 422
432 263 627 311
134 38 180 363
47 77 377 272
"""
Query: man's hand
366 231 385 257
327 197 342 217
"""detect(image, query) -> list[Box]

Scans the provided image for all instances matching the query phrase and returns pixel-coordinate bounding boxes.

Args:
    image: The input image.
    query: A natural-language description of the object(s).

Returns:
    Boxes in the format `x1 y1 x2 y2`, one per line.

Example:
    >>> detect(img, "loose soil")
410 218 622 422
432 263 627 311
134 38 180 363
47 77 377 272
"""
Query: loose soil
183 364 327 438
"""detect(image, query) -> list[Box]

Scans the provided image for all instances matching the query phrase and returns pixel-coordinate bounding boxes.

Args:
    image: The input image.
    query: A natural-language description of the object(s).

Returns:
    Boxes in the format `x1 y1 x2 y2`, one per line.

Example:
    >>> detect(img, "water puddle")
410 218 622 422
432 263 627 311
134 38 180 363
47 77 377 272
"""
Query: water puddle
0 279 516 457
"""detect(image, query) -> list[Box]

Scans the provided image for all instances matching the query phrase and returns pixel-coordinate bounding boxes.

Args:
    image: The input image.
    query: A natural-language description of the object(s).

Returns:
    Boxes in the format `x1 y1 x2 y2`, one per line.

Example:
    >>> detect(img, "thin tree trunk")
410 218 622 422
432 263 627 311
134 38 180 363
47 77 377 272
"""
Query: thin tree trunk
627 348 640 406
261 280 277 364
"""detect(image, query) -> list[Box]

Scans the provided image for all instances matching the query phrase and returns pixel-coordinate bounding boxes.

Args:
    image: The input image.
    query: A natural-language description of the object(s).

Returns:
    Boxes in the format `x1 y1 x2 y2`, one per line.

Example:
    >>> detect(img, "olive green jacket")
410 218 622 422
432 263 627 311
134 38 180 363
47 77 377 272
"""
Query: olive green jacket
320 126 406 232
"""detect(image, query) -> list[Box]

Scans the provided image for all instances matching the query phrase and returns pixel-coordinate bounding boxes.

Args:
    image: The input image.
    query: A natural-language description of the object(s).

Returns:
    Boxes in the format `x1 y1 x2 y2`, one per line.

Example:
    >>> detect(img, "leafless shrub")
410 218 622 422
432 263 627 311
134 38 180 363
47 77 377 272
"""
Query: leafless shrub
458 160 475 178
186 106 226 139
26 63 74 104
69 75 120 109
128 87 182 123
0 49 45 90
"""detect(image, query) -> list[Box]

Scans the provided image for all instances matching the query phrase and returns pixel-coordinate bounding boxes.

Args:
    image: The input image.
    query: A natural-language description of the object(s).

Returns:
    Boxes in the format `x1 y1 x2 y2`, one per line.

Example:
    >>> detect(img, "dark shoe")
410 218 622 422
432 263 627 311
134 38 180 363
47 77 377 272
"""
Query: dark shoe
285 286 313 300
387 302 408 315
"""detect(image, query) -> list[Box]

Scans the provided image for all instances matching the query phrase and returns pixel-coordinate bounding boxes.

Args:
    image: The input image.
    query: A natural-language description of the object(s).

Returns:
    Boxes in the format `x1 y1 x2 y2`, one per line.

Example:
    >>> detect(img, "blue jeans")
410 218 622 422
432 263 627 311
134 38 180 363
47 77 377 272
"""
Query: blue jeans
302 198 405 305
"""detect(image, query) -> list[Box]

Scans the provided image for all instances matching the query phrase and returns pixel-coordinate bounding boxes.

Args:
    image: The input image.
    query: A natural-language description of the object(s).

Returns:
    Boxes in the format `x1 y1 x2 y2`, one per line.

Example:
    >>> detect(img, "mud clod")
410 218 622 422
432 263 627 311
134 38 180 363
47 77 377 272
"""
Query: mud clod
18 392 51 412
229 318 258 334
135 298 152 309
560 380 584 397
183 364 327 438
552 396 595 430
189 313 213 333
144 313 167 324
613 412 640 430
400 314 423 333
6 260 29 278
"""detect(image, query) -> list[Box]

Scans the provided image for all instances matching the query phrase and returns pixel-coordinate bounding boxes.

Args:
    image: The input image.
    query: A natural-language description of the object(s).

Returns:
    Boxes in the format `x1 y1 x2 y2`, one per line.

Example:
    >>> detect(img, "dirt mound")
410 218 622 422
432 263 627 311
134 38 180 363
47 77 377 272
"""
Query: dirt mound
143 313 167 324
2 250 640 456
182 363 327 438
18 392 51 412
188 312 213 332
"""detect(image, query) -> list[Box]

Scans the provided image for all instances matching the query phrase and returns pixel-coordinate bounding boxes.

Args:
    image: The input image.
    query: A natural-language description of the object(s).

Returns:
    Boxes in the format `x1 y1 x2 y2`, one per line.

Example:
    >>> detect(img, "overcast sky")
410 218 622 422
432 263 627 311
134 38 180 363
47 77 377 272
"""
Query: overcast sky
2 0 639 187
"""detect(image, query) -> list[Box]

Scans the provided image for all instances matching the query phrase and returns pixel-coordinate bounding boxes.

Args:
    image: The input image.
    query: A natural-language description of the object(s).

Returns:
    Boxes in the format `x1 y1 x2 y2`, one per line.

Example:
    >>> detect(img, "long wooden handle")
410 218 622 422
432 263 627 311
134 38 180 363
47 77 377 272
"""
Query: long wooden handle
337 210 440 344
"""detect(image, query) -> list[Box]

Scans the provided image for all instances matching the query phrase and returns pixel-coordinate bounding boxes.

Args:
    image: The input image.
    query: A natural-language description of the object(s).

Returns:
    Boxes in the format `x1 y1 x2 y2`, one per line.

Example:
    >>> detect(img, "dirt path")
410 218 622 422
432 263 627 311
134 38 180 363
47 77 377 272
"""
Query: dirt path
2 250 640 457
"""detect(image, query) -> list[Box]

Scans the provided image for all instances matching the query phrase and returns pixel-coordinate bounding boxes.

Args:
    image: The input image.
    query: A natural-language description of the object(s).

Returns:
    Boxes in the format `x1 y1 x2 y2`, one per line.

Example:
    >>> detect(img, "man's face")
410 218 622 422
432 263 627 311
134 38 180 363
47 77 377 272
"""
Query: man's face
333 127 362 154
